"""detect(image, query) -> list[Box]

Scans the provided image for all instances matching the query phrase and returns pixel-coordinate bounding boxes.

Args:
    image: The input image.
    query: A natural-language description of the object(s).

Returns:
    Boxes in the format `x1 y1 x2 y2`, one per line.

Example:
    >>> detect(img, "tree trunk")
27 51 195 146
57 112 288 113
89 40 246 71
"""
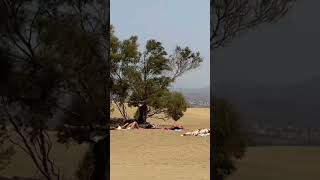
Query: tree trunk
137 104 148 124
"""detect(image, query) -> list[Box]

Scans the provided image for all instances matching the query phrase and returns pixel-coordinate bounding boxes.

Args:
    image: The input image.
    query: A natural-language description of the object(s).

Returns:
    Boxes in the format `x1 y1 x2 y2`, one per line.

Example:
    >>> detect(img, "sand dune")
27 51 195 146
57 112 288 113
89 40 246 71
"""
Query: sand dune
111 107 210 180
227 146 320 180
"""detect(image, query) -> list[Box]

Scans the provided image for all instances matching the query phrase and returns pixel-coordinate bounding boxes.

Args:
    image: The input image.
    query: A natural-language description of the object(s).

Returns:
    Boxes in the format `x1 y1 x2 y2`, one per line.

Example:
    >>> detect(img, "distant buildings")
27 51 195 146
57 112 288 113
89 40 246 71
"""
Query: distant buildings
187 99 210 107
247 123 320 145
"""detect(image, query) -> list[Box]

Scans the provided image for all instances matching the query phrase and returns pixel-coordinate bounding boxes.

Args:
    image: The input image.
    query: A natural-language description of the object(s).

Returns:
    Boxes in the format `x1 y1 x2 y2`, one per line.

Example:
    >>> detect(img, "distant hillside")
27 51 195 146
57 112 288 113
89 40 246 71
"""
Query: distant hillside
174 85 210 107
213 78 320 128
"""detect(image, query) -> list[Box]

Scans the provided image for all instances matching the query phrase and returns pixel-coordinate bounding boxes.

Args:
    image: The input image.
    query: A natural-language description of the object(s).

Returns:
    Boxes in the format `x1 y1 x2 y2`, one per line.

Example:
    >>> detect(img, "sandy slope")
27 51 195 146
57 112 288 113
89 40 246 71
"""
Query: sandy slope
227 146 320 180
1 132 89 179
110 107 210 180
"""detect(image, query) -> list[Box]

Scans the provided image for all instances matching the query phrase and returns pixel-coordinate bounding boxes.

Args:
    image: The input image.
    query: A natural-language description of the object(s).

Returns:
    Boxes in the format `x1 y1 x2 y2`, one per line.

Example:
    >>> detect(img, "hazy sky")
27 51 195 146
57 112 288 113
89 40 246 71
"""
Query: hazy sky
111 0 210 89
213 1 320 85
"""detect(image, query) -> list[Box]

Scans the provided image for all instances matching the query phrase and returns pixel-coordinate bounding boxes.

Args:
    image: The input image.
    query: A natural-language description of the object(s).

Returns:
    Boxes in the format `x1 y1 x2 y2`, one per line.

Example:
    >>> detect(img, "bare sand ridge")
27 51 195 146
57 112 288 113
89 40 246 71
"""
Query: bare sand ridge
110 107 210 180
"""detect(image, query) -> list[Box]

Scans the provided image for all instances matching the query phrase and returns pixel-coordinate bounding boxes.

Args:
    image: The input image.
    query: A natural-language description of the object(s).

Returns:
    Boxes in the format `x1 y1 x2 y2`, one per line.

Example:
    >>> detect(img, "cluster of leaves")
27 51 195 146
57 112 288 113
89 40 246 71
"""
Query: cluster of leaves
213 97 248 179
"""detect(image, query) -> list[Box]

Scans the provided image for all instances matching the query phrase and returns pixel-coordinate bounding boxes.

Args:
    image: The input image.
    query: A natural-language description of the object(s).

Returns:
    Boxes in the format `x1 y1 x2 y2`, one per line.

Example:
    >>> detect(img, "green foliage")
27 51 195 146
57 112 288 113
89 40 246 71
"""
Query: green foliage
111 26 202 123
165 92 188 121
213 96 248 180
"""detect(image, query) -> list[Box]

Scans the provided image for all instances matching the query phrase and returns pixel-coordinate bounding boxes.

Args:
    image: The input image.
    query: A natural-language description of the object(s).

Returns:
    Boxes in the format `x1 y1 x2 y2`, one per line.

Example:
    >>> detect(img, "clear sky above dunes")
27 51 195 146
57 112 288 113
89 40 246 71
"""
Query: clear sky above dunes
111 0 210 89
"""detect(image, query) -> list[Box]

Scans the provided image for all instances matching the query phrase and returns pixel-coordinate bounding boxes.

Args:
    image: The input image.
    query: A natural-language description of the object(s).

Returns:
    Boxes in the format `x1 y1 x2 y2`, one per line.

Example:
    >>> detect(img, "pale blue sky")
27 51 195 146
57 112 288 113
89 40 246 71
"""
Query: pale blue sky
111 0 210 89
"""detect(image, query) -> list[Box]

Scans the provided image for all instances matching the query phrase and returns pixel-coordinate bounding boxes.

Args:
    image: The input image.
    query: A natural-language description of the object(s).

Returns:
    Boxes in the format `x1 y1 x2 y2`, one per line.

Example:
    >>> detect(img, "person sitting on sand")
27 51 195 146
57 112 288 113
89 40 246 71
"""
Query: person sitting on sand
127 121 139 129
117 121 140 130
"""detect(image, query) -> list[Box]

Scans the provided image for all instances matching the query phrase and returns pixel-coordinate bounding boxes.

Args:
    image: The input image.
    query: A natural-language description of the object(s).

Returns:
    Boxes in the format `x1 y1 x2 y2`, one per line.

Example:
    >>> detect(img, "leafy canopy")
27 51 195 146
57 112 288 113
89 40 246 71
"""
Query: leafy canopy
111 26 202 122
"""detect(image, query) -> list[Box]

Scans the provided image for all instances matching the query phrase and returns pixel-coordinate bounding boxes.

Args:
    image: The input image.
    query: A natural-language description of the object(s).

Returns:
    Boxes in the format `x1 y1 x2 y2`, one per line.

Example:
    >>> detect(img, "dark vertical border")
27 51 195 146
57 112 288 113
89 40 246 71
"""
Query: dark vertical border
106 0 110 179
210 0 215 180
91 0 110 179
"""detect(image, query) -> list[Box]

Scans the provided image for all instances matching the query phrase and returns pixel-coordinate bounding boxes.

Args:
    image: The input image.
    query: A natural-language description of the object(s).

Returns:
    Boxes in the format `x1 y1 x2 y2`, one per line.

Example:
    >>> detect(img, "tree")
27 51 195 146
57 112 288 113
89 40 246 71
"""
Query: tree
42 0 110 179
211 0 296 49
110 25 137 121
213 97 248 179
211 0 296 179
0 1 65 179
0 0 110 179
111 27 202 124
